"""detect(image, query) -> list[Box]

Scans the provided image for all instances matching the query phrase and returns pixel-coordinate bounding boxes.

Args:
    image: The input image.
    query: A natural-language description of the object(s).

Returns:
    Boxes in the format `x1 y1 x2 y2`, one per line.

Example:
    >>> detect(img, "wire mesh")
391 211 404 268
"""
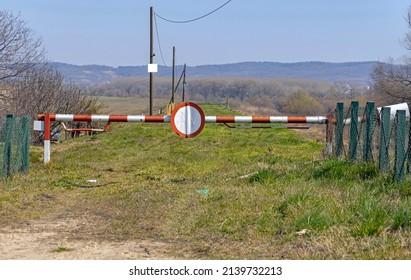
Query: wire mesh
0 115 31 178
330 101 410 182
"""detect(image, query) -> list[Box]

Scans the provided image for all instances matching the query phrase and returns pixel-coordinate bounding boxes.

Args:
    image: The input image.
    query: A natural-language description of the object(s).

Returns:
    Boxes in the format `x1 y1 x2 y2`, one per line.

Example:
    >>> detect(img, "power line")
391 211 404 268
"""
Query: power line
153 14 168 67
155 0 232 24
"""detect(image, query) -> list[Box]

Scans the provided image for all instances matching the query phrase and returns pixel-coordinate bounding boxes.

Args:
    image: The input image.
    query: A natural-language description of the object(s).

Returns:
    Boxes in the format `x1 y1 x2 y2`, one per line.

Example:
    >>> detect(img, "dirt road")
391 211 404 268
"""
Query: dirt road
0 218 173 260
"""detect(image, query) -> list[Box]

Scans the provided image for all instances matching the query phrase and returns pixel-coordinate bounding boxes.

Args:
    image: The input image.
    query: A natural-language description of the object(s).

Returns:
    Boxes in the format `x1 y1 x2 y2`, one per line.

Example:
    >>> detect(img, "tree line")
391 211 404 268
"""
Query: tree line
86 76 370 115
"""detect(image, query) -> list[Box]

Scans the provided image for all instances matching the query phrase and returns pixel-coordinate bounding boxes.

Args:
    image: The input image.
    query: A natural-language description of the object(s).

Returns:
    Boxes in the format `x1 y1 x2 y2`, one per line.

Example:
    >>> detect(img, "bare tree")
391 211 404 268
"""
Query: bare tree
372 6 411 104
0 10 98 117
1 65 99 117
371 59 411 103
0 65 100 142
0 10 45 81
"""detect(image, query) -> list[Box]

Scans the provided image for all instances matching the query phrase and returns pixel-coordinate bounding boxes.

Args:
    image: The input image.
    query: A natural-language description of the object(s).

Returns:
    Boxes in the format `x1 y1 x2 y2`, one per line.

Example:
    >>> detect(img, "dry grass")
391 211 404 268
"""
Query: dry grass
98 96 169 115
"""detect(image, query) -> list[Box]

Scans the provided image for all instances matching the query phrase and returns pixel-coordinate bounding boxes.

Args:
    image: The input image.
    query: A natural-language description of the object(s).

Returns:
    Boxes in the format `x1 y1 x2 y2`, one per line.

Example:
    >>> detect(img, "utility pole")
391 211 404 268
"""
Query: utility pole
149 6 154 115
182 64 186 102
172 46 175 104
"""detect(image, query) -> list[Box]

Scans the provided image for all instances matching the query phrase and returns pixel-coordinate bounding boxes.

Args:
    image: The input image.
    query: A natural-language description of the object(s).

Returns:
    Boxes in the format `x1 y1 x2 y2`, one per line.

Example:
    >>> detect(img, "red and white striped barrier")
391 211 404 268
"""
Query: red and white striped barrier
37 114 327 124
204 116 327 124
37 114 170 123
36 102 328 163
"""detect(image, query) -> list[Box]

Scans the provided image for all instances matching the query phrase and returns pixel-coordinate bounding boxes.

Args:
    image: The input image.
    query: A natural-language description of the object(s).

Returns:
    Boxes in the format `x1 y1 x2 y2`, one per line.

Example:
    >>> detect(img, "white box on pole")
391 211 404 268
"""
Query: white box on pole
147 64 158 73
33 120 44 131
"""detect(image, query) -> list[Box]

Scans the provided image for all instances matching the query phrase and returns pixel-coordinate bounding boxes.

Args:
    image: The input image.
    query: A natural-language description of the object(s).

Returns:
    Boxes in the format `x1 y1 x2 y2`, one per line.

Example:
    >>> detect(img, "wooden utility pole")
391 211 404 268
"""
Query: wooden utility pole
149 6 154 115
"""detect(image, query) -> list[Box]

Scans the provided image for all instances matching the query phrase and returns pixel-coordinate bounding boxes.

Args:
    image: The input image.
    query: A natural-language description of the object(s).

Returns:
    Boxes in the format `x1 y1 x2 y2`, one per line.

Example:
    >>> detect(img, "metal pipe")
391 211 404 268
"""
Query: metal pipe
44 113 51 164
38 114 327 124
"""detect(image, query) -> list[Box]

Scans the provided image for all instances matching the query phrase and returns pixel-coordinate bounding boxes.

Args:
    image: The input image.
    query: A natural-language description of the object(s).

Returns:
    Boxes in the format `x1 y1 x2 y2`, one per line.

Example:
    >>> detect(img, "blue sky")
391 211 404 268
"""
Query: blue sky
2 0 410 66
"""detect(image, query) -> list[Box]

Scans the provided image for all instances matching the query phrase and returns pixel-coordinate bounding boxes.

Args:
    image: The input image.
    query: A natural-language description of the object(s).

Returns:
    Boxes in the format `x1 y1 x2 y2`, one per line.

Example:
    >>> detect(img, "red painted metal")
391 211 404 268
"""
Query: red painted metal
44 113 51 141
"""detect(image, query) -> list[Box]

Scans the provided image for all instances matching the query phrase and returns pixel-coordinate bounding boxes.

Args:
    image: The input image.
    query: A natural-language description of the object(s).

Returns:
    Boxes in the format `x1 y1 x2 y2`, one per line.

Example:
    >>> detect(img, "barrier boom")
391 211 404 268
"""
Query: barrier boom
37 114 327 124
37 114 169 123
36 102 327 164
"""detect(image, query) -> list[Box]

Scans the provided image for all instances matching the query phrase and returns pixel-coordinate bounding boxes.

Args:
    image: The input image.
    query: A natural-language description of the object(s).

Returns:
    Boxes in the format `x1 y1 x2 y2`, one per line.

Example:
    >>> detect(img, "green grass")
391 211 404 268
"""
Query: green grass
51 246 73 253
1 104 411 259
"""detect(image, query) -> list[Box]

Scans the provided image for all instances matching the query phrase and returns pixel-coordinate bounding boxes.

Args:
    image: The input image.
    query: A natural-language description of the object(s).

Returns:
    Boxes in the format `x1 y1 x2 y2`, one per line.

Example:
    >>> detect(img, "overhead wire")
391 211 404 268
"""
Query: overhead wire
152 1 232 68
153 14 168 67
155 0 232 24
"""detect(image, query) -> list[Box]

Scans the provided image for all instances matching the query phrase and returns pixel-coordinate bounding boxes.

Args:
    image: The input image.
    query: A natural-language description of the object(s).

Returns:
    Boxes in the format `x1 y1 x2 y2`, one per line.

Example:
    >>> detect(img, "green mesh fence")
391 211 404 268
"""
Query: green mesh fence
0 115 31 178
331 101 410 182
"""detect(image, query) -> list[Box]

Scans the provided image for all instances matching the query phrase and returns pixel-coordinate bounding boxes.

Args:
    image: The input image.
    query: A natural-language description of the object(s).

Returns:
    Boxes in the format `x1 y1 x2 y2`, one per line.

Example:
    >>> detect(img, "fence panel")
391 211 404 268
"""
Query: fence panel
330 102 411 182
0 115 31 178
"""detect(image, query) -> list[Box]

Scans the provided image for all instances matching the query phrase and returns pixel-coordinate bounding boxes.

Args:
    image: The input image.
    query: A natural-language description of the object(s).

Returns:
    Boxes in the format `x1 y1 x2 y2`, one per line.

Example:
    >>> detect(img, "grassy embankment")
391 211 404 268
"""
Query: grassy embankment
1 103 411 259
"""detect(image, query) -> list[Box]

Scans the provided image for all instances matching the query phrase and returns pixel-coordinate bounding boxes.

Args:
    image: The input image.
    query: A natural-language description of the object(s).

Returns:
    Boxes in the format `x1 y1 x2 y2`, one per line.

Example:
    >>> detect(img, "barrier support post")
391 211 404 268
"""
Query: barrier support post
44 113 51 164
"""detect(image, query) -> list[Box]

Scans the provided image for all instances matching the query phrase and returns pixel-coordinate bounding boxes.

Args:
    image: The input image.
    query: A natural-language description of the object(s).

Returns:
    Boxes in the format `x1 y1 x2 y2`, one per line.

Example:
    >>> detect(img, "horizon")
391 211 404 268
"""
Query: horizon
52 60 381 68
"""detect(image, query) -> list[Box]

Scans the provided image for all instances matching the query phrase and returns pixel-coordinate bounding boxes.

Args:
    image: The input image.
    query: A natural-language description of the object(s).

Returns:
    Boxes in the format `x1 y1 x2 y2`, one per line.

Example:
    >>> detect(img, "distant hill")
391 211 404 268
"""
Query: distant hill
50 61 379 85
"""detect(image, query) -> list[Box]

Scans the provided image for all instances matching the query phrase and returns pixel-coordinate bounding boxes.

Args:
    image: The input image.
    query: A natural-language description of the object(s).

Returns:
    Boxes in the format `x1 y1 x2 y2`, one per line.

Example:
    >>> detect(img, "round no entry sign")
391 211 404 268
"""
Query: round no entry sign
171 102 205 138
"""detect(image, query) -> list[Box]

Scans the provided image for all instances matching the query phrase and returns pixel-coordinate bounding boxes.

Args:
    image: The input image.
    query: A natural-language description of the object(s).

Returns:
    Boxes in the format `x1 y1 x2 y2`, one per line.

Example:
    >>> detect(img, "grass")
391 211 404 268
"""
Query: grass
1 103 411 259
97 96 170 115
51 246 73 253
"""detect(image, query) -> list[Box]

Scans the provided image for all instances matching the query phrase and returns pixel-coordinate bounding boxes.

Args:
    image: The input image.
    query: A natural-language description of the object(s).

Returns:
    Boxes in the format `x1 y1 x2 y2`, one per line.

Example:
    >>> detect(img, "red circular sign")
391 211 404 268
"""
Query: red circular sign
170 102 205 138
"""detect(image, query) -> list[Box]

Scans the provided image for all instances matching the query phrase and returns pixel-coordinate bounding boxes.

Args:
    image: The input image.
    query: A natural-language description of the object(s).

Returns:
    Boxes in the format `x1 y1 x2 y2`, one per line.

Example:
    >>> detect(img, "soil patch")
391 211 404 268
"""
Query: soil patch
0 218 173 260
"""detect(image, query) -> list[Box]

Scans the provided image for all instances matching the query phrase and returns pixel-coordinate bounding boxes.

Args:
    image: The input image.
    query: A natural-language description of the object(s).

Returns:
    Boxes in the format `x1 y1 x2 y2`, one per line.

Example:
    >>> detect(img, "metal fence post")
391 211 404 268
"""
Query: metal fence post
349 101 359 161
2 115 14 177
363 102 375 162
394 110 406 182
379 107 391 172
335 102 344 157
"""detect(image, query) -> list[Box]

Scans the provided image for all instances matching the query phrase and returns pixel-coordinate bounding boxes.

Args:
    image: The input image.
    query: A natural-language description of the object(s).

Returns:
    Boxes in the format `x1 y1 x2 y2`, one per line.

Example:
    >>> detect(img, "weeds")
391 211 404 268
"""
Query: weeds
51 246 73 253
312 159 378 181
